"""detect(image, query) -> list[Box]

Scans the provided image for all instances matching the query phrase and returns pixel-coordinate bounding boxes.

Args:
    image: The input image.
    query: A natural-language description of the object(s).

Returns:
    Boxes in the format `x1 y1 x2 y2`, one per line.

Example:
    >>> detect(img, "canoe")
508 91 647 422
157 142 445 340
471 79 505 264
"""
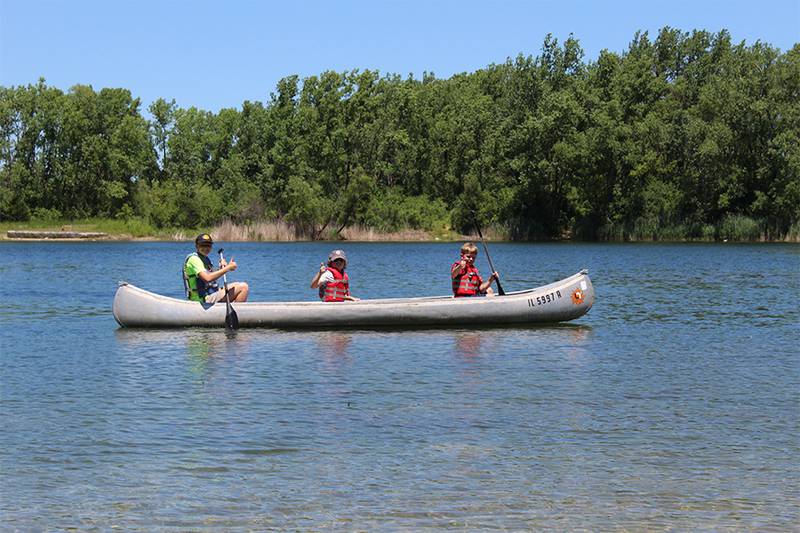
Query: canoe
113 270 594 329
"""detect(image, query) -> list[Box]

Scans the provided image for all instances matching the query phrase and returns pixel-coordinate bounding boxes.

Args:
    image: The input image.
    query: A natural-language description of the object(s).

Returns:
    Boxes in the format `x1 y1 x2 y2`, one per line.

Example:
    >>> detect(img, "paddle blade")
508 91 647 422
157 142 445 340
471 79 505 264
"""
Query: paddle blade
225 305 239 330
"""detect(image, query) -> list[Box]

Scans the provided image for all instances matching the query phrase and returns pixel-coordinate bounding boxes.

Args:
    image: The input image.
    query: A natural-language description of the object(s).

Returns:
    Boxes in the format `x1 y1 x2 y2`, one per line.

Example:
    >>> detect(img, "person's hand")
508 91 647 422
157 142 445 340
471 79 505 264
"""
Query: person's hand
459 257 467 269
491 271 499 280
319 262 327 273
226 258 238 272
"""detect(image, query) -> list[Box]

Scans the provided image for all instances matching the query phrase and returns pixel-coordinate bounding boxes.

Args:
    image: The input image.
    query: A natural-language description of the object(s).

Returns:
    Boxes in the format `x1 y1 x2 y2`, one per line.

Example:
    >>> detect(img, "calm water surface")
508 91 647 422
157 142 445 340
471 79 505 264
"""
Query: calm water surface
1 242 798 530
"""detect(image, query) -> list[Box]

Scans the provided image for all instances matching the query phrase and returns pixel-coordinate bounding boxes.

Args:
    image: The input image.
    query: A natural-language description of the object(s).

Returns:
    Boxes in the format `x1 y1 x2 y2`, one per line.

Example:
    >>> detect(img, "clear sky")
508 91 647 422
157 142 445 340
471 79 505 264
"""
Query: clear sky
1 0 798 113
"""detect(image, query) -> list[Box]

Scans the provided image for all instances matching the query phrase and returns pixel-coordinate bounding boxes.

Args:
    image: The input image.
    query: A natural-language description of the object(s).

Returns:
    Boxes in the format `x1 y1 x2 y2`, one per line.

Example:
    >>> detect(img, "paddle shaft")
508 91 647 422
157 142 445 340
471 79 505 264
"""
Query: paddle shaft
218 249 230 289
217 249 239 329
473 218 505 296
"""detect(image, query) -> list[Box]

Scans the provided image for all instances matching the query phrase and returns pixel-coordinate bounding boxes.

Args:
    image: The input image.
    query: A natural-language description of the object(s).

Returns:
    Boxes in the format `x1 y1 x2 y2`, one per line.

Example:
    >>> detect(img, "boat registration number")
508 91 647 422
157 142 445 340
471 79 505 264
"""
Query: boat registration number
527 290 561 307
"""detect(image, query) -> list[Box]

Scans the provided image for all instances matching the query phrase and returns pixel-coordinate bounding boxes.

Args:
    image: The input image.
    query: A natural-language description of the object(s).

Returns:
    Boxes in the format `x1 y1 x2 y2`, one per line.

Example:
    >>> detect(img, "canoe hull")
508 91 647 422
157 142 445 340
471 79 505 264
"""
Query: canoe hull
113 270 594 328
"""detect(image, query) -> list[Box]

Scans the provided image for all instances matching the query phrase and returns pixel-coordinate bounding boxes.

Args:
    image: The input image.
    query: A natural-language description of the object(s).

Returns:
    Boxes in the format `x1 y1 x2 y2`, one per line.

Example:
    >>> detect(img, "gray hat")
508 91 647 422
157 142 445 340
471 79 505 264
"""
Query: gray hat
328 249 347 265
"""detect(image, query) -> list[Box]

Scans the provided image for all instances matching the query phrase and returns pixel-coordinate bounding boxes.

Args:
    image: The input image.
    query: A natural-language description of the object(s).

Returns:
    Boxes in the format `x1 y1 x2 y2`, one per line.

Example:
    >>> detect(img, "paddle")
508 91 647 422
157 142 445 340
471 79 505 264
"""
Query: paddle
471 213 505 296
217 248 239 330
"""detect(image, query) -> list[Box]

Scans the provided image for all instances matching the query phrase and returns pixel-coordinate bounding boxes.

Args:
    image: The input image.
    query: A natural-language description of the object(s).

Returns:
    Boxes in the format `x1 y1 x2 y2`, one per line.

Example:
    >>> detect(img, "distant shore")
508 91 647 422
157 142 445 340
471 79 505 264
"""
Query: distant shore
1 218 797 243
0 218 472 243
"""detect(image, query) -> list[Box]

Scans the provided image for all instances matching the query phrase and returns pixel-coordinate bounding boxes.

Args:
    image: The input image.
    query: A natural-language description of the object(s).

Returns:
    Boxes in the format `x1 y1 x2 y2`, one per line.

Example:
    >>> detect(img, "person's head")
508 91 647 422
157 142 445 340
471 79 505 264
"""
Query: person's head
195 233 213 255
328 249 347 270
460 242 479 263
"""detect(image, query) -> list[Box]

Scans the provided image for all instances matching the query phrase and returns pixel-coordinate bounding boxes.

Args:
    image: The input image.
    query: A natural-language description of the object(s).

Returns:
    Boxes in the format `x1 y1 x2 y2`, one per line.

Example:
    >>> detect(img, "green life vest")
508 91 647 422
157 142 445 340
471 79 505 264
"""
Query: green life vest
183 253 218 301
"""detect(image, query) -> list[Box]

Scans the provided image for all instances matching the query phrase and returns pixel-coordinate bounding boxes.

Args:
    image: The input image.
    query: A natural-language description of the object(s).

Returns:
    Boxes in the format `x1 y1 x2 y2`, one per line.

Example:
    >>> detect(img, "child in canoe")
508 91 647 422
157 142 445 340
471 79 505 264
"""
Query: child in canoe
183 233 249 303
451 242 499 297
311 249 360 302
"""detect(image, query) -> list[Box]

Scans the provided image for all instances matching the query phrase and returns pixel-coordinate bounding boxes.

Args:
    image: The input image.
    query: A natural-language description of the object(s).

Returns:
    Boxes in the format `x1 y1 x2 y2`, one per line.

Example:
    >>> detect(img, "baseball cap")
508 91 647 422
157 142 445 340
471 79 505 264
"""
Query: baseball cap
328 249 347 264
195 233 214 245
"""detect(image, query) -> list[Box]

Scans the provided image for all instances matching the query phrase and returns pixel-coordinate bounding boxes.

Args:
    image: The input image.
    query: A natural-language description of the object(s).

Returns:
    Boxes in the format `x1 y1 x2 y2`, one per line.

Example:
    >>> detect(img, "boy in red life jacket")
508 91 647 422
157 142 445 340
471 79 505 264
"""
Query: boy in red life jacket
451 242 499 297
310 249 360 302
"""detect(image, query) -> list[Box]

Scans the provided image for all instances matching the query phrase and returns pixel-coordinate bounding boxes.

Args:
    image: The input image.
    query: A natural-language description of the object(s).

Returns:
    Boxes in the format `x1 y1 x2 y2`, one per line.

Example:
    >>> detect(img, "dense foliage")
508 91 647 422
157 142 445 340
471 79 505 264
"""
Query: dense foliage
2 28 798 240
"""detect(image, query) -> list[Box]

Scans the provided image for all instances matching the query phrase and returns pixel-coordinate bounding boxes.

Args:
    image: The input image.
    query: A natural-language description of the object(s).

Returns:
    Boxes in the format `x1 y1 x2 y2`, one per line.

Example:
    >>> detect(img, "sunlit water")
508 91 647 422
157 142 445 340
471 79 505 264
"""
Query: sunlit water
1 241 798 530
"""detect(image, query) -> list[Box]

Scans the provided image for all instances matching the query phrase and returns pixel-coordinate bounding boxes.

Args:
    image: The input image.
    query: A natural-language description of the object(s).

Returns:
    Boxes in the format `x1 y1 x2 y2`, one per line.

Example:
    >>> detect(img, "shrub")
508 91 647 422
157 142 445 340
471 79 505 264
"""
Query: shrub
116 204 135 220
362 192 449 232
718 214 763 241
284 175 328 236
31 207 63 222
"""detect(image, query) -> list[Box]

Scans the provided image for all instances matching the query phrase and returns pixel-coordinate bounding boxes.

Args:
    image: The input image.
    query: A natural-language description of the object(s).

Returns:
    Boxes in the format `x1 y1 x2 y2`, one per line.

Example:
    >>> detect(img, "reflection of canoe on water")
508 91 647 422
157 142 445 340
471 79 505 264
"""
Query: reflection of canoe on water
113 270 594 329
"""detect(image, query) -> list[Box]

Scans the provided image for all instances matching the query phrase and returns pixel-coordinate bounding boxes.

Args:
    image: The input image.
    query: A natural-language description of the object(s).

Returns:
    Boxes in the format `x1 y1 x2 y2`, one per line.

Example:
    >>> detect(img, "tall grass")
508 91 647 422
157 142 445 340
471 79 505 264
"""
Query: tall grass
339 225 434 241
212 219 476 242
212 219 299 241
594 216 780 242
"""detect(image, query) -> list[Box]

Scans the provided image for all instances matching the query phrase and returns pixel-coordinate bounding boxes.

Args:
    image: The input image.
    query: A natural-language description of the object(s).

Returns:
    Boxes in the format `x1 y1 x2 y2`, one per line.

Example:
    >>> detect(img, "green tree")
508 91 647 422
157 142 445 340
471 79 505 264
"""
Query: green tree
148 97 177 181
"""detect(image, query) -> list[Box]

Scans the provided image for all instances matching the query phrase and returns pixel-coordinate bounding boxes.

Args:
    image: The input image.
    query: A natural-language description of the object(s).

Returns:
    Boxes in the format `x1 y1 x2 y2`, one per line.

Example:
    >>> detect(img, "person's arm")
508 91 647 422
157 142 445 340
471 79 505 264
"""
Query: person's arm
451 258 467 279
479 271 499 292
197 258 237 283
310 263 327 288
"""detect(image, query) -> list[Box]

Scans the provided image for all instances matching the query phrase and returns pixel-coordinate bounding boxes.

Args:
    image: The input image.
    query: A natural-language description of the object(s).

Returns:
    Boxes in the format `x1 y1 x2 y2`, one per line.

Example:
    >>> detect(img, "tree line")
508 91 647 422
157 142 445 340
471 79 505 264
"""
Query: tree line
1 28 798 240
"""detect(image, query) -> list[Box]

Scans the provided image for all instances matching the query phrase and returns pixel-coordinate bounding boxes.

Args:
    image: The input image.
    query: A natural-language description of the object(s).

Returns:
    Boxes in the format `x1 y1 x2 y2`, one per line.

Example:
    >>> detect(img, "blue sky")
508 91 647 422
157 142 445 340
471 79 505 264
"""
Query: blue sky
1 0 798 113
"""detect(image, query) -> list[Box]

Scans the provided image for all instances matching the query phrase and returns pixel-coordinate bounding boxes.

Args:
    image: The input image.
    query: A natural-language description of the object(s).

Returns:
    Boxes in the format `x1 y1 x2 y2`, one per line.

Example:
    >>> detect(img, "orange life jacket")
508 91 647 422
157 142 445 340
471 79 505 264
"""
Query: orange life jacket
452 261 482 297
321 266 350 302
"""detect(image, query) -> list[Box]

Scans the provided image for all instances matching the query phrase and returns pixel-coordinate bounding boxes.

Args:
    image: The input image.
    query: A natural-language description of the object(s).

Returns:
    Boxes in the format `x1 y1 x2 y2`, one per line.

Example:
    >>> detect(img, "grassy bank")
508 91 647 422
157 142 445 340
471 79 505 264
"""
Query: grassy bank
1 216 797 242
0 217 187 240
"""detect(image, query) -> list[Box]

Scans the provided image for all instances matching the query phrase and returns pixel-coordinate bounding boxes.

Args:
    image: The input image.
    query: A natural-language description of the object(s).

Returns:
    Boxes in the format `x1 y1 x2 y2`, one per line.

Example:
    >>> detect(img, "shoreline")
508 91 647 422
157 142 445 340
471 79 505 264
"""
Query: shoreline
4 232 798 244
2 220 798 243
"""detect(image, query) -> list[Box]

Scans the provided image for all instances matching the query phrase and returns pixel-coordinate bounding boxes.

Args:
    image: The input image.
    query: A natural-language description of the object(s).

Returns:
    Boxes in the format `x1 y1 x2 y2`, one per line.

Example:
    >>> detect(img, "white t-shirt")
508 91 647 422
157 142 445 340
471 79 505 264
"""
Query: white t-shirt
318 270 335 285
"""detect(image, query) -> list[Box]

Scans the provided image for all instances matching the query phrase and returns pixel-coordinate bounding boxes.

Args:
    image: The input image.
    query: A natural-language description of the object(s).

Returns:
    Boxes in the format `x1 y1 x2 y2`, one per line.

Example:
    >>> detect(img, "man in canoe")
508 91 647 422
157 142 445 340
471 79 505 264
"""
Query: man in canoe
183 233 249 303
451 242 499 297
311 249 359 302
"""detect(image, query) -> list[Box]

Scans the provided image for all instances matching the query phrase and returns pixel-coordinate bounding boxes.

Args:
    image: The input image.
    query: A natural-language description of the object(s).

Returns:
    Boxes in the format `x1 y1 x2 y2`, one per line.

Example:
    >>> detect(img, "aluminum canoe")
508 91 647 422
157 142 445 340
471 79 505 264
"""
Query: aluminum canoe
113 270 594 328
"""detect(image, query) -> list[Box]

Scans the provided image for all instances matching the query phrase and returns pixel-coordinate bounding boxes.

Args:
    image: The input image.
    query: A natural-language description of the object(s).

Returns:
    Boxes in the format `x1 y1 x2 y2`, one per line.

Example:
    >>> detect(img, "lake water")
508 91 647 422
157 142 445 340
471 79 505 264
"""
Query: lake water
1 241 798 530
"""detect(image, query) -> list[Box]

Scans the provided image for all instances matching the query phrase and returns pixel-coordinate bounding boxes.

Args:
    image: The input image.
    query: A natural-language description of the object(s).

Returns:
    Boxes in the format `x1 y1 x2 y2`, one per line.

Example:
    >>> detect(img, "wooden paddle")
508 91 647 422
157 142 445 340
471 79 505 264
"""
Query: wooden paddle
471 213 505 296
217 248 239 330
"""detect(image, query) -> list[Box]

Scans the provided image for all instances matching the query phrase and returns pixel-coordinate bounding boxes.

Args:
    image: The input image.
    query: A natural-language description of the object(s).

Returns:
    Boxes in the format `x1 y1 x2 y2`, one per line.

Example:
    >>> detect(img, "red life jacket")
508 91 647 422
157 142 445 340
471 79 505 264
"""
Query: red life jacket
321 266 350 302
452 261 482 297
